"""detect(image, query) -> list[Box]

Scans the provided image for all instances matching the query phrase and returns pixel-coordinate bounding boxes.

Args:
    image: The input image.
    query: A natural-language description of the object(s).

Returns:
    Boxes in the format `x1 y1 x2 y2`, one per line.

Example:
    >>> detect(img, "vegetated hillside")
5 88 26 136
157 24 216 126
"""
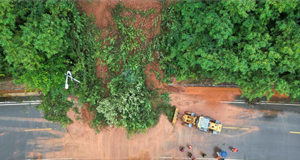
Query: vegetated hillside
0 0 174 136
159 0 300 101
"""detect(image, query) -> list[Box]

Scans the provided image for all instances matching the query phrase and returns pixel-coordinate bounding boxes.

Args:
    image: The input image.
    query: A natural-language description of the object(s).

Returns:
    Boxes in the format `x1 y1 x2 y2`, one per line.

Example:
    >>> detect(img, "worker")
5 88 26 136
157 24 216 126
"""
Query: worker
188 152 195 159
180 147 185 152
231 147 238 152
188 145 192 150
202 153 207 158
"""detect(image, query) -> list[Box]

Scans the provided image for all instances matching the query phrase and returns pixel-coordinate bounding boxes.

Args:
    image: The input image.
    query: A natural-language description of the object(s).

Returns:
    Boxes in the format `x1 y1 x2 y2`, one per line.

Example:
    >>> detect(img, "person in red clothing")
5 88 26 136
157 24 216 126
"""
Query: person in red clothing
188 145 192 150
180 147 185 152
188 152 195 160
231 147 238 152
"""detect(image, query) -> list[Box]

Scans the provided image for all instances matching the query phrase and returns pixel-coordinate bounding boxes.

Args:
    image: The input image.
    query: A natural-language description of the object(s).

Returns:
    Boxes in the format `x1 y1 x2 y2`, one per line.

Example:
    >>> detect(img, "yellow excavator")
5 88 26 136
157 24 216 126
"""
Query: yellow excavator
172 108 222 134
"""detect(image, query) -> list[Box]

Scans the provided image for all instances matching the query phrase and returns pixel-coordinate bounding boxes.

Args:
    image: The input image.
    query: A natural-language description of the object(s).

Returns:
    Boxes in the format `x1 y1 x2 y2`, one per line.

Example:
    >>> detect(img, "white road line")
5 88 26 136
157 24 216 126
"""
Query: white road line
220 101 300 106
0 100 42 104
0 102 41 106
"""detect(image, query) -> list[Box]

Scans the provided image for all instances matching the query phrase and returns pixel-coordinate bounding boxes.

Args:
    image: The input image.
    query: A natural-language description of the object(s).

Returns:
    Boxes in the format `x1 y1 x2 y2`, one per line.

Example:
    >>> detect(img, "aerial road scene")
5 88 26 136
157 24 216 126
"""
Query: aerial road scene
0 0 299 160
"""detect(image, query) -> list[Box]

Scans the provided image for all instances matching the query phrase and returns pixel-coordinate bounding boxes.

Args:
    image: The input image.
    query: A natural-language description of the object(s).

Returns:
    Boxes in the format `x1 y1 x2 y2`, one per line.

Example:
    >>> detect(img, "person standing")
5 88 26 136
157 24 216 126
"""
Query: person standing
202 153 207 158
188 152 195 160
188 145 192 150
180 147 185 152
231 147 238 152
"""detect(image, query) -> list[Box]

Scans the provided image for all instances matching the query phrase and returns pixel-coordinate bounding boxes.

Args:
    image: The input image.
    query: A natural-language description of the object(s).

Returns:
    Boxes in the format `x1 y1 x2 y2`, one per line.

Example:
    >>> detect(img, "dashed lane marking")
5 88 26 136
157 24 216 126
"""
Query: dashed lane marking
0 116 49 123
24 128 52 132
290 131 300 134
0 127 53 132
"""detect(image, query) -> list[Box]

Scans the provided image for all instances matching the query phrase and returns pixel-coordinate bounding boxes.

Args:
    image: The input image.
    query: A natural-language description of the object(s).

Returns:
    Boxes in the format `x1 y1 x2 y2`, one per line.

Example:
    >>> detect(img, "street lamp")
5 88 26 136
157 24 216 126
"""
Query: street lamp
65 71 80 89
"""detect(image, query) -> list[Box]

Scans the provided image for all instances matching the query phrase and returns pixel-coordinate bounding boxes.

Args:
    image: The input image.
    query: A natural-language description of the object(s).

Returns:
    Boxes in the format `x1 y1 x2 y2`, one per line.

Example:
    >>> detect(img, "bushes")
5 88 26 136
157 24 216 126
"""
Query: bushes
0 47 10 78
0 0 88 94
37 90 73 127
159 0 300 101
1 1 172 136
0 0 104 125
95 3 172 137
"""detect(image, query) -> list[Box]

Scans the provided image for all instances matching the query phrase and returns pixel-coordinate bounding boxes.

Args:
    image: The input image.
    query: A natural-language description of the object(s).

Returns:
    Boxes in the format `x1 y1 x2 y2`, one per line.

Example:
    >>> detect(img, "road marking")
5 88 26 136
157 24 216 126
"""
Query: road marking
220 100 300 106
0 116 49 123
24 128 52 132
0 126 33 132
0 102 41 106
223 127 249 130
290 131 300 134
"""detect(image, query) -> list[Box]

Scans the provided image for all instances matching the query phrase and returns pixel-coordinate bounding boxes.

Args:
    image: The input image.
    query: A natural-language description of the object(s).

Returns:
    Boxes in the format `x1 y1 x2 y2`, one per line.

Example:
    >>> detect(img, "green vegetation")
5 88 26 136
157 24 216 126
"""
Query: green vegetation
96 3 173 137
0 47 10 78
0 1 81 94
37 91 73 127
0 1 173 136
159 0 300 101
0 0 104 126
1 0 299 137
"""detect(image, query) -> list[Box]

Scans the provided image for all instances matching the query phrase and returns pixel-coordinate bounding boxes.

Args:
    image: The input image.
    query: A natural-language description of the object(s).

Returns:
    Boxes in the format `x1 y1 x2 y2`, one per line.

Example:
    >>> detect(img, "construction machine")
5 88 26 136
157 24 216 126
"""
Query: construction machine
172 108 222 134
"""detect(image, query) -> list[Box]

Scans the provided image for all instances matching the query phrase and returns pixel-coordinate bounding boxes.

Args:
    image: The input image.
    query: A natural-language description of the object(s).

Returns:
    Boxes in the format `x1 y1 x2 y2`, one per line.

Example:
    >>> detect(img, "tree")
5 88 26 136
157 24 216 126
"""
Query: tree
0 0 100 125
0 0 85 95
159 0 300 101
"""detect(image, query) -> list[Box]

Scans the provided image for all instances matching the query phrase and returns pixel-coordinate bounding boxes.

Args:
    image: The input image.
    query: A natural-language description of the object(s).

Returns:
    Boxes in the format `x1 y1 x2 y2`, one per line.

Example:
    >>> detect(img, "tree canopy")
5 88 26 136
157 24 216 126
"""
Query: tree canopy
0 0 85 94
159 0 300 101
0 0 98 126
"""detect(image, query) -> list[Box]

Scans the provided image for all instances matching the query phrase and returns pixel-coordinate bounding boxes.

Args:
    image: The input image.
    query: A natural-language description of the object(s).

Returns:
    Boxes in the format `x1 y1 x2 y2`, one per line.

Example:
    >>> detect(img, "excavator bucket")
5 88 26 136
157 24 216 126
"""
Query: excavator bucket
172 108 179 124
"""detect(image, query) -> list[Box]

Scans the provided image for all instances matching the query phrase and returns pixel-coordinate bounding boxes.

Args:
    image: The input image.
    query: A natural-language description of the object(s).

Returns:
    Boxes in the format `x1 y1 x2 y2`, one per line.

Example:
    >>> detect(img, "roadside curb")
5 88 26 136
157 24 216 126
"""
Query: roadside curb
0 92 42 97
0 90 42 103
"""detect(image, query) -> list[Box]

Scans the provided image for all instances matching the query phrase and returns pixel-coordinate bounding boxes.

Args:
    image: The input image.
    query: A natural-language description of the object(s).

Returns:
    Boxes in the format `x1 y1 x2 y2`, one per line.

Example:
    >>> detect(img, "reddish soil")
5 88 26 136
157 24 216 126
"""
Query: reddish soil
78 0 162 87
33 86 273 159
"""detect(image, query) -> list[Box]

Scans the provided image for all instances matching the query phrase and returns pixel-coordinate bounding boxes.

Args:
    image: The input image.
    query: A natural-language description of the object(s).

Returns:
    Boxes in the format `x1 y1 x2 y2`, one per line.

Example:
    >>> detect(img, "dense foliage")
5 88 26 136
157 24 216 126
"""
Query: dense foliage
0 0 105 126
0 0 84 94
37 91 73 127
0 1 174 136
159 0 300 101
96 4 173 137
0 47 10 77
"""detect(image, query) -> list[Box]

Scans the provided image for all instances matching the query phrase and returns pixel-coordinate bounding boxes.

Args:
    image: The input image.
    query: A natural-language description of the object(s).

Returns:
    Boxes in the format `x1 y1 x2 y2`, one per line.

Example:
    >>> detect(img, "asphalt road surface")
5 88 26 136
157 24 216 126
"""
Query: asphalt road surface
166 102 300 160
0 101 300 160
220 102 300 160
0 103 64 160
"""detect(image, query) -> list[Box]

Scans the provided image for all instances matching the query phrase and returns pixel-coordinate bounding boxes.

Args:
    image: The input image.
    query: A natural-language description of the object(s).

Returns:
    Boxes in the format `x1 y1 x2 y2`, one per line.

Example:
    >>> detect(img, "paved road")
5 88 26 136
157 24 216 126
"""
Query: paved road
1 101 300 160
163 102 300 160
221 102 300 160
0 103 64 160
